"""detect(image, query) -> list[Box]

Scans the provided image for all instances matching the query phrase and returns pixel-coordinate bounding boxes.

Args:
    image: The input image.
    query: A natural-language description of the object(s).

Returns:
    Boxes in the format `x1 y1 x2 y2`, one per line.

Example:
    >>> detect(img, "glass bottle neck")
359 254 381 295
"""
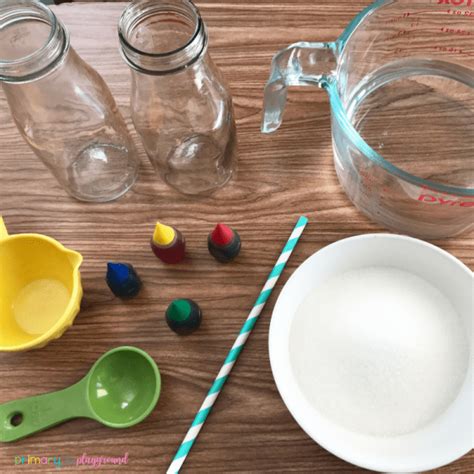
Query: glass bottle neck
119 0 208 75
0 0 69 83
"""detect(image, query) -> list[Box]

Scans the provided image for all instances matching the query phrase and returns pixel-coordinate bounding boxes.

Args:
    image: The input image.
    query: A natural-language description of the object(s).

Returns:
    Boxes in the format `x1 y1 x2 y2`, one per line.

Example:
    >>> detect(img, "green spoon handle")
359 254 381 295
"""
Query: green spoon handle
0 378 91 442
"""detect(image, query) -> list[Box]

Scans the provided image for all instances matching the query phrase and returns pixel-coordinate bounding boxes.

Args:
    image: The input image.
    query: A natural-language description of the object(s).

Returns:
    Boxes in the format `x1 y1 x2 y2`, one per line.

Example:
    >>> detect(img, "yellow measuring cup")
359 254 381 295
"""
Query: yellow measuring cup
0 217 83 351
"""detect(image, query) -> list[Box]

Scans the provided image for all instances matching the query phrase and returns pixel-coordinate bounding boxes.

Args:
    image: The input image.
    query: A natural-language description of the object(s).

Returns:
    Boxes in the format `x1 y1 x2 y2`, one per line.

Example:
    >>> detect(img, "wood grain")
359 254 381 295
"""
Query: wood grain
0 2 472 473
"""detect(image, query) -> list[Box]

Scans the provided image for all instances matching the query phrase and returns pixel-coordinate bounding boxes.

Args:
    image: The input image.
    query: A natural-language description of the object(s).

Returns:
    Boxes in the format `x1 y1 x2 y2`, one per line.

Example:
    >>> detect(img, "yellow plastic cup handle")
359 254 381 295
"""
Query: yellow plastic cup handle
0 217 8 240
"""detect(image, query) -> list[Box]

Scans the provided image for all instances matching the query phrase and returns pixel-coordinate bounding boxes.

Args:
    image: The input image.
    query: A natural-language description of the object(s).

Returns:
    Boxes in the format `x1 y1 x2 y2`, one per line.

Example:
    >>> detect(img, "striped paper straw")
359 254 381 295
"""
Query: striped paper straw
167 216 308 474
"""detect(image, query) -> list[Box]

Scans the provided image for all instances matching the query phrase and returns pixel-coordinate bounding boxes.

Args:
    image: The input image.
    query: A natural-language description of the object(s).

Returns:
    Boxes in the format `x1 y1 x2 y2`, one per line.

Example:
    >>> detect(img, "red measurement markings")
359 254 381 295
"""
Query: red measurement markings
385 29 414 41
385 27 435 42
393 44 474 56
385 11 435 24
385 12 413 24
440 26 473 35
438 0 473 6
385 6 474 25
434 45 473 56
447 8 474 16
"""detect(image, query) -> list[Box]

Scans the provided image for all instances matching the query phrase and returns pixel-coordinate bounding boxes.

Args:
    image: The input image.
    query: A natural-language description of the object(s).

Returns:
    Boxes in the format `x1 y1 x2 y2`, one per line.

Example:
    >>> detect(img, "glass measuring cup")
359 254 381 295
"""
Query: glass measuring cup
262 0 474 239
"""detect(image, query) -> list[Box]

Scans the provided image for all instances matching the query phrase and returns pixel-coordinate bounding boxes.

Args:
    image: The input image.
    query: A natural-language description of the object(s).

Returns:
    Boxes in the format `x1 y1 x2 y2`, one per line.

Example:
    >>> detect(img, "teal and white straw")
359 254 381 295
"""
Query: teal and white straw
167 216 308 474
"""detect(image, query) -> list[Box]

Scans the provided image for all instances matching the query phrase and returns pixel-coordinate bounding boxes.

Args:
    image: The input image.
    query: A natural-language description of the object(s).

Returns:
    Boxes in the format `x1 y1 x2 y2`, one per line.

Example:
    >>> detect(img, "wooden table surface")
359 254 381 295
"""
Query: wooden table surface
0 1 472 472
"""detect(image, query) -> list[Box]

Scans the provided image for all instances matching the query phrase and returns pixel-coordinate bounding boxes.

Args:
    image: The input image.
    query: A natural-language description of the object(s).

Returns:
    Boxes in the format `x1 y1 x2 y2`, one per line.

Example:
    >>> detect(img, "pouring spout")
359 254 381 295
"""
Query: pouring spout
0 217 9 240
66 249 83 270
261 41 337 133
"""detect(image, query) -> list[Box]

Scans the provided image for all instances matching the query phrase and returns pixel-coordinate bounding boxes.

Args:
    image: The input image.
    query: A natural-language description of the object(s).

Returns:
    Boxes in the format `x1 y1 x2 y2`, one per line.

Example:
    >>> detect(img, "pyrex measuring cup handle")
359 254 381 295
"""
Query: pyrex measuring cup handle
261 41 337 133
0 378 90 442
0 217 8 240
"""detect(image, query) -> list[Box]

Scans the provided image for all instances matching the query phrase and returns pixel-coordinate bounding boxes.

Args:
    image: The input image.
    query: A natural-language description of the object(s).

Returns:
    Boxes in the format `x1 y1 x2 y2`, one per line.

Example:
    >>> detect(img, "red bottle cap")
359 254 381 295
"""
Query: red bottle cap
210 223 234 247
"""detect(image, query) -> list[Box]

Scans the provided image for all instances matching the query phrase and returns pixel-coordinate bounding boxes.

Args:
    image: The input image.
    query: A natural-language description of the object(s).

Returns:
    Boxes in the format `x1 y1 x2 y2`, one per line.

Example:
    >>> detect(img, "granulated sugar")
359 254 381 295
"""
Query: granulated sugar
289 266 469 437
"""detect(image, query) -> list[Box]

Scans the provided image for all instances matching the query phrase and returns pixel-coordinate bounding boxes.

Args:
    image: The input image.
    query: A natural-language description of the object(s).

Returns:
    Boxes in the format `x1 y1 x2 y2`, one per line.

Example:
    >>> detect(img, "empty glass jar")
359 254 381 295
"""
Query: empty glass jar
0 0 139 202
119 0 237 195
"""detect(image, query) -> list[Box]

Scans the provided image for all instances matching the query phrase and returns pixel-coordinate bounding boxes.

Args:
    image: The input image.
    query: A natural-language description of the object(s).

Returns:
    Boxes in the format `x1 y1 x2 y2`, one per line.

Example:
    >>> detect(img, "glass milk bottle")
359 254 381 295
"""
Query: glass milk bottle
0 0 139 202
119 0 237 195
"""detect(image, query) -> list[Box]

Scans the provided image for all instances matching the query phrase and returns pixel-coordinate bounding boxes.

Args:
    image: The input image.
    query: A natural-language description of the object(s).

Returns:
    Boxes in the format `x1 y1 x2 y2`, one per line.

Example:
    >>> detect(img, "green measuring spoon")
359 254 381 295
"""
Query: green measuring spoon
0 346 161 442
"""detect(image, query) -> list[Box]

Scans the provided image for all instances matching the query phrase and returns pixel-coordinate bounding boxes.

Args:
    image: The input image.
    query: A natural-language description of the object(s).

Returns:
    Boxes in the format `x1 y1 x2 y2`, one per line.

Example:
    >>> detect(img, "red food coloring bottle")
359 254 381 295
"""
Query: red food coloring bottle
208 223 241 262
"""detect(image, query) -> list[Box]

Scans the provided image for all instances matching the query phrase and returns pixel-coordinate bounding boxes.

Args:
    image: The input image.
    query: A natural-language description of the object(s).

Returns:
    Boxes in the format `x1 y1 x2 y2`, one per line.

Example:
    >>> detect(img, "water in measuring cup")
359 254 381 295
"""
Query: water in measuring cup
346 59 474 189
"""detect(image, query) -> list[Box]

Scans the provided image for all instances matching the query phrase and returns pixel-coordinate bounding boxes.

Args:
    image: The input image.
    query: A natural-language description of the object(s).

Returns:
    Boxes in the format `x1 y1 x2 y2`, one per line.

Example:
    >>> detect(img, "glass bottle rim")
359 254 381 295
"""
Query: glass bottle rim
118 0 207 75
119 0 202 58
0 0 69 83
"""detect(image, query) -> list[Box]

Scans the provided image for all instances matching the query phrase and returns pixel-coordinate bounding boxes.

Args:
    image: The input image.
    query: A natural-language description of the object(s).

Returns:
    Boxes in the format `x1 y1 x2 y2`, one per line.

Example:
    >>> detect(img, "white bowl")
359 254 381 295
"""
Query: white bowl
269 234 472 473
